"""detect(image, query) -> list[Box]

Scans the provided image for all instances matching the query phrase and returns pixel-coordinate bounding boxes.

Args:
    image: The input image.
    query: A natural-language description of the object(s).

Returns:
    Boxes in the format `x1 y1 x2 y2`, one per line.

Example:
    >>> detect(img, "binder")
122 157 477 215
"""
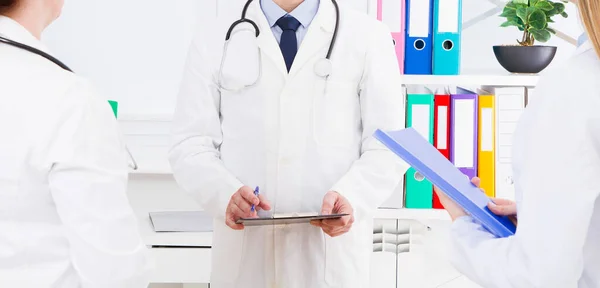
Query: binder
481 86 526 201
477 93 495 198
451 88 478 180
374 128 517 238
432 0 462 75
405 92 434 208
433 94 451 209
378 0 406 73
404 0 434 75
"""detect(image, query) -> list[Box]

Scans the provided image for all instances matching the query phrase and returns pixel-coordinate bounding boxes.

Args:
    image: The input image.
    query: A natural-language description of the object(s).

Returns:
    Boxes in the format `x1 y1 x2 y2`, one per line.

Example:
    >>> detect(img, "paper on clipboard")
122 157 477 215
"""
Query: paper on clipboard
236 213 349 226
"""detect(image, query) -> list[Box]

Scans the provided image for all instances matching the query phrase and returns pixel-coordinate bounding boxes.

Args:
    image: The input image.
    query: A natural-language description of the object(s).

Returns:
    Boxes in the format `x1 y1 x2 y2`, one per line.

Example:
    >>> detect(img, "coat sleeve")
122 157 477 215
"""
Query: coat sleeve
330 22 409 217
447 85 600 287
47 79 150 288
169 31 244 219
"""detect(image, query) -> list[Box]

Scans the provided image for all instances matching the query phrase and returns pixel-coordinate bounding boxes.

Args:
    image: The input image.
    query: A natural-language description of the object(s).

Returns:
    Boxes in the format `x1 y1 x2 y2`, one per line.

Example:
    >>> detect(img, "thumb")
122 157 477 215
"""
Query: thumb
321 192 337 215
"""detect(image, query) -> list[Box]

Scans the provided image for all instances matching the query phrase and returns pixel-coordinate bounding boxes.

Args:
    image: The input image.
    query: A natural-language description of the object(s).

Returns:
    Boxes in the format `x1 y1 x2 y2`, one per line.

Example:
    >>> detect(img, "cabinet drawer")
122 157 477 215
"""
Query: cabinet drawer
148 248 211 284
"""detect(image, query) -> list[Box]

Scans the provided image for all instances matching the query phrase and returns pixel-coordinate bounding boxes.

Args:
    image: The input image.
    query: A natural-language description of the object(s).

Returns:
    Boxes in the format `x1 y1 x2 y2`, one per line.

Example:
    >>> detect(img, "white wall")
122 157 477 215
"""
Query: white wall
41 0 583 116
43 0 214 116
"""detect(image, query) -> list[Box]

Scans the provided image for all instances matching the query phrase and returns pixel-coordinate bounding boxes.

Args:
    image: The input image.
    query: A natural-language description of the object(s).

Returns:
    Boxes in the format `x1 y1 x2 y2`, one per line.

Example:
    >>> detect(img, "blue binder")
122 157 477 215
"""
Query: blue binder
404 0 434 75
374 128 516 238
433 0 463 75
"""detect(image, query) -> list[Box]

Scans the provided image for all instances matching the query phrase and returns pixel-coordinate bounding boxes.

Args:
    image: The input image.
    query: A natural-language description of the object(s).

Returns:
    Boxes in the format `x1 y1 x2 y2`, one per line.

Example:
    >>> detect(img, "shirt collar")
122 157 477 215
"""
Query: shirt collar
0 15 48 52
260 0 319 29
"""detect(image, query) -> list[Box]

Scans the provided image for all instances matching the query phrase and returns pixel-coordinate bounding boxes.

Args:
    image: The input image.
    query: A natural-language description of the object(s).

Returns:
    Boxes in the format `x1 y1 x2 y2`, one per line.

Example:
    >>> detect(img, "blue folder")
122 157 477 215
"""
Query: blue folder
374 128 516 238
404 0 434 75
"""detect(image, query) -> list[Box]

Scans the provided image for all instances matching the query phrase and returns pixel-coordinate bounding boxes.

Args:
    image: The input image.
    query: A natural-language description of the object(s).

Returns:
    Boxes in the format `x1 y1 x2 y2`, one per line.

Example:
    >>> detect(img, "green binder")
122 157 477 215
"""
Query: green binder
108 100 118 118
405 93 435 208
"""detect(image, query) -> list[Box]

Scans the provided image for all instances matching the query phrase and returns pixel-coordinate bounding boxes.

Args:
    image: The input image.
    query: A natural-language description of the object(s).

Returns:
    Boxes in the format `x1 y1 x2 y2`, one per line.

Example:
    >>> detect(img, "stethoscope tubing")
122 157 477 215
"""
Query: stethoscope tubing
227 0 340 61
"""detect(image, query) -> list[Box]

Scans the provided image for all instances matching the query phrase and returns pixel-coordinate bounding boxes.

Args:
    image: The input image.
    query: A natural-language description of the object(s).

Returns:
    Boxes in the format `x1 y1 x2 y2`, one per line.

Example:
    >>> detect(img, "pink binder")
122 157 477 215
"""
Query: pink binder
378 0 406 73
450 88 478 179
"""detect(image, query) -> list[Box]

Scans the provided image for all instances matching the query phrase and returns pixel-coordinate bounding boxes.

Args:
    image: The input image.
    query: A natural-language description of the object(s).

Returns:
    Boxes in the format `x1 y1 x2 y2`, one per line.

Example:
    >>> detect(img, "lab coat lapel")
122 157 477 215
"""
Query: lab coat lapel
247 1 288 76
288 0 336 77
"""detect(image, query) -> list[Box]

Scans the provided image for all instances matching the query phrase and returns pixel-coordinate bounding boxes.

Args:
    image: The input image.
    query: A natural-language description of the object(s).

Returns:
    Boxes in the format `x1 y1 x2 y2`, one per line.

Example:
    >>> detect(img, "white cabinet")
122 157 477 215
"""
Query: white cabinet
149 248 211 284
371 219 399 288
373 219 482 288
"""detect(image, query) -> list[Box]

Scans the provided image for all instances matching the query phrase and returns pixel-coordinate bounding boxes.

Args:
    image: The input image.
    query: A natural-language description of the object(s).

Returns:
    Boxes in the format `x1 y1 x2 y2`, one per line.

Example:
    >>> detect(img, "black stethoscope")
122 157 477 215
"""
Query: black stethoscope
0 35 139 170
0 35 72 71
218 0 340 91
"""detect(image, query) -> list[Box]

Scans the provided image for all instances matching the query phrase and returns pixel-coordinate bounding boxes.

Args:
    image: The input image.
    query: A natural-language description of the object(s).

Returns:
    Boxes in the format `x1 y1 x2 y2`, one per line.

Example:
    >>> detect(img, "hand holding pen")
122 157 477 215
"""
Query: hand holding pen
225 185 271 230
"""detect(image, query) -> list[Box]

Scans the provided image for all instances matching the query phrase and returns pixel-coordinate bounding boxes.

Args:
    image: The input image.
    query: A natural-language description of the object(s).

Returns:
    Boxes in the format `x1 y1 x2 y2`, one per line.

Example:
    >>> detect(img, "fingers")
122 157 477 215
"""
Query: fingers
471 177 481 188
491 198 515 205
324 226 351 237
322 214 353 227
239 186 259 206
320 192 337 215
258 194 271 211
232 194 254 217
320 219 353 237
488 202 517 216
310 220 323 227
225 213 244 230
228 201 247 217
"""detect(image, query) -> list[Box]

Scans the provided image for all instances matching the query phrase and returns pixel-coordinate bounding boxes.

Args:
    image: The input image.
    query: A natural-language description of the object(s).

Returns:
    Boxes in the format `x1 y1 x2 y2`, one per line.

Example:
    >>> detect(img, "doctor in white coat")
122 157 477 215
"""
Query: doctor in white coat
169 0 407 287
0 0 149 287
435 1 600 287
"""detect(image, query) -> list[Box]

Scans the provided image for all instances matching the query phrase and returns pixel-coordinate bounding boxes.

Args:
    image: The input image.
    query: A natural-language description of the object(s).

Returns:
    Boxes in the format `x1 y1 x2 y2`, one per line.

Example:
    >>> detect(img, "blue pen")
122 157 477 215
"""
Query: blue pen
251 186 259 212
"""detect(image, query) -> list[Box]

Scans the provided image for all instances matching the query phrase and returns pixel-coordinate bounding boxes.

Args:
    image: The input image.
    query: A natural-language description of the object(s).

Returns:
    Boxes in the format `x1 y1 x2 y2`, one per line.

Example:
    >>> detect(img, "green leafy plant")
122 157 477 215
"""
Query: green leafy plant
499 0 569 46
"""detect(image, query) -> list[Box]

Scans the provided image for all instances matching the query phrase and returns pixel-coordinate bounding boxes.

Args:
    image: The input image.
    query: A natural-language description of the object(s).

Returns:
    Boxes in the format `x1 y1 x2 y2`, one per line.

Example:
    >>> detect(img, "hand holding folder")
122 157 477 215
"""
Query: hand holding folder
374 128 516 238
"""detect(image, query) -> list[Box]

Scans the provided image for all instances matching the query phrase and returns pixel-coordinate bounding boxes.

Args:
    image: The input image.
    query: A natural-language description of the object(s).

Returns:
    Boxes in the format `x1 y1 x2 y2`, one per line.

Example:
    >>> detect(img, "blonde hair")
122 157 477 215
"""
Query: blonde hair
578 0 600 58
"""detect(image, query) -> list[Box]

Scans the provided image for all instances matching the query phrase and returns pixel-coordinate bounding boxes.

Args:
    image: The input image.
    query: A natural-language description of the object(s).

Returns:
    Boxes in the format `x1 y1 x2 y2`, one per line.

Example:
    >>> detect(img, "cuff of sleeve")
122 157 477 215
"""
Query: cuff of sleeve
451 215 476 233
216 178 245 219
331 180 369 220
451 215 496 240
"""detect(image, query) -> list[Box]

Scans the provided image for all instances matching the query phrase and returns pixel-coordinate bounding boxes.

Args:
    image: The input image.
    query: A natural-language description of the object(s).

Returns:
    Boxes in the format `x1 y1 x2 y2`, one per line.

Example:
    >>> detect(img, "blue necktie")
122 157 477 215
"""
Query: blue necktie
276 16 301 72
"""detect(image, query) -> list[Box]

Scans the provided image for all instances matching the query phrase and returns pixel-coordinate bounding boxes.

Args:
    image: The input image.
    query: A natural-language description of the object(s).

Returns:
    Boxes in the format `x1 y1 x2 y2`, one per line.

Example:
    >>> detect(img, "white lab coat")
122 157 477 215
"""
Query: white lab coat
0 16 150 288
449 41 600 288
169 1 407 287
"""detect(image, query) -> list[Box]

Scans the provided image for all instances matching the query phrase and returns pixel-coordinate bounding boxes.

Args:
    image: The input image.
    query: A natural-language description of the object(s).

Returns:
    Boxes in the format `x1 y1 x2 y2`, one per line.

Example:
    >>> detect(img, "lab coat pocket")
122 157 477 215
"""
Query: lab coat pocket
313 81 360 148
210 221 247 284
324 228 363 287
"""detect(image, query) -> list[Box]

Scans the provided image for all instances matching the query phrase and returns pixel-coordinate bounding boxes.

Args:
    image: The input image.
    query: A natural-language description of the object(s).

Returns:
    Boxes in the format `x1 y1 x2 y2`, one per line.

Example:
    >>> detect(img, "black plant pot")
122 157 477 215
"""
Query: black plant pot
493 45 557 74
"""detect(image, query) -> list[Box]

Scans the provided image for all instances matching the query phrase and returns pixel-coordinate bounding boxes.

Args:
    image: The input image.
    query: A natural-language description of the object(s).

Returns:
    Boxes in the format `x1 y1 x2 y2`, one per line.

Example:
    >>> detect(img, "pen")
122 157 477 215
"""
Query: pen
251 186 259 212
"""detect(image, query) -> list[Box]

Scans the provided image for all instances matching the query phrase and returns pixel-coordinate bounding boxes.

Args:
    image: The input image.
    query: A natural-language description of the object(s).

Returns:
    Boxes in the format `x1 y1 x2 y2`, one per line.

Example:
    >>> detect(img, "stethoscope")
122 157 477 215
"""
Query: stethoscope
0 35 139 170
218 0 340 92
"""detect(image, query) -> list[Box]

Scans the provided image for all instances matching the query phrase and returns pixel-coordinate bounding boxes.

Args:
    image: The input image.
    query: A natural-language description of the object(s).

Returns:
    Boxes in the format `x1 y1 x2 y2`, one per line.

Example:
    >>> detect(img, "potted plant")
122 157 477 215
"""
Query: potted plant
493 0 569 74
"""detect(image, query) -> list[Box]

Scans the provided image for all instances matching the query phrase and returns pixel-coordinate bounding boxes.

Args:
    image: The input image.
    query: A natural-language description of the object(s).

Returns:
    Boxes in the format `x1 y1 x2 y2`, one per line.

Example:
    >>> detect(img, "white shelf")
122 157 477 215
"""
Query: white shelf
374 208 450 221
130 168 172 175
402 74 539 87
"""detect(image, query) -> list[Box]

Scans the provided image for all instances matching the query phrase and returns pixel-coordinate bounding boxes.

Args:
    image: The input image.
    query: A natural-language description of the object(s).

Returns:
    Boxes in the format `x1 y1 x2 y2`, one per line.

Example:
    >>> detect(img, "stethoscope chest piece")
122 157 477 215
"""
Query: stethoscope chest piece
314 58 332 78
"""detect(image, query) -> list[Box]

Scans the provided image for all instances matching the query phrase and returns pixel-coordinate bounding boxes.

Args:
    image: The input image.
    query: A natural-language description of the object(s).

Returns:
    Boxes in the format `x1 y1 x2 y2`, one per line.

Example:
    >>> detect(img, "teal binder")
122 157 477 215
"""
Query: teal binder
432 0 463 75
405 93 435 208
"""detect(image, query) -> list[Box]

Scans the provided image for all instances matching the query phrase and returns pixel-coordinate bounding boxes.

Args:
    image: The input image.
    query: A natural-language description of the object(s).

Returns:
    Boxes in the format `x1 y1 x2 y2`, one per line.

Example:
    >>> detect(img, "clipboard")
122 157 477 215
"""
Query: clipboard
236 213 349 226
374 128 516 238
